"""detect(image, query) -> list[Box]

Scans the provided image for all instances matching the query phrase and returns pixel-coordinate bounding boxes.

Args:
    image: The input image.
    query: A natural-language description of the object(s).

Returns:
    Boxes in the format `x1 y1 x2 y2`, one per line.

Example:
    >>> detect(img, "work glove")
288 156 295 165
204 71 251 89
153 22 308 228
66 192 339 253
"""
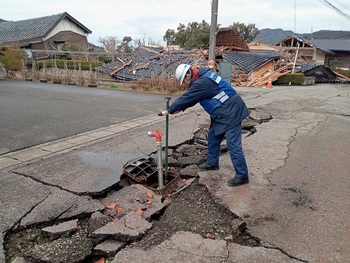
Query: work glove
158 110 169 116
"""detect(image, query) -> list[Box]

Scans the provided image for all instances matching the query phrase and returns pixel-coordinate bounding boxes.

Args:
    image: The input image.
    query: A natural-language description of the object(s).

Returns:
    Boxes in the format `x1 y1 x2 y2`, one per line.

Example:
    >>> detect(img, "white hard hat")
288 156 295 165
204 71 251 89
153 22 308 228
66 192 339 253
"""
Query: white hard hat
175 64 191 85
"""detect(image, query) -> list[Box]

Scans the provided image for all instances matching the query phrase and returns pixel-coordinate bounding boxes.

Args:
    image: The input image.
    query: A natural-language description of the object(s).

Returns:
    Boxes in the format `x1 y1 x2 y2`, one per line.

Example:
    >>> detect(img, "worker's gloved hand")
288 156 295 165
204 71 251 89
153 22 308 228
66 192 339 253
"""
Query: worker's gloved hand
158 110 169 116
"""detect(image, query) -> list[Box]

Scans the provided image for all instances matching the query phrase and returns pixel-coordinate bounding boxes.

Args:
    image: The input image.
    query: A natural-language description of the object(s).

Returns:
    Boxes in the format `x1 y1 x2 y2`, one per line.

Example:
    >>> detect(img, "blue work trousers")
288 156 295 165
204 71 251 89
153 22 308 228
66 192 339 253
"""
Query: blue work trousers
207 123 248 179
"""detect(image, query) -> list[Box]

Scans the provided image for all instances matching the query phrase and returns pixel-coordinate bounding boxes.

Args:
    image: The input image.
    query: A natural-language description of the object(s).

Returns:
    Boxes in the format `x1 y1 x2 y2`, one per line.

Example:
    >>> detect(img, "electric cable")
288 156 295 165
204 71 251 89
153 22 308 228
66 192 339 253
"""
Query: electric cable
332 0 350 12
318 0 350 21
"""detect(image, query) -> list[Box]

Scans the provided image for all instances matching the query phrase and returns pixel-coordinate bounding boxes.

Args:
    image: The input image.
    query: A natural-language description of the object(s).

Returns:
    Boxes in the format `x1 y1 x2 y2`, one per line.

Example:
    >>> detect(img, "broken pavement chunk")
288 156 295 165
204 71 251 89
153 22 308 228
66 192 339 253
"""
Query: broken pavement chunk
92 211 152 242
94 239 126 257
41 219 78 240
101 185 165 221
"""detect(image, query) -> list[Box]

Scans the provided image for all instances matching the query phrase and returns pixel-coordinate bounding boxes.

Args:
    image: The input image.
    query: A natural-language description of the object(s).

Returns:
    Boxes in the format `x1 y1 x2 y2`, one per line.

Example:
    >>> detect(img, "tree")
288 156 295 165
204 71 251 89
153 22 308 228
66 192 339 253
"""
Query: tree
163 29 176 46
230 22 260 43
175 23 187 48
117 36 133 53
98 36 120 61
0 44 25 71
134 33 149 49
163 20 210 49
98 36 134 60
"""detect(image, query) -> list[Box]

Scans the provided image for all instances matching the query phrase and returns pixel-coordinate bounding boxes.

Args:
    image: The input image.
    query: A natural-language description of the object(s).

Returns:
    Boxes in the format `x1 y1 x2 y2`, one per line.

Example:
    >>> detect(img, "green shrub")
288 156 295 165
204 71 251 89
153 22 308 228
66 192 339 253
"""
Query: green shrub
0 44 25 70
34 59 104 70
97 55 112 64
274 73 305 85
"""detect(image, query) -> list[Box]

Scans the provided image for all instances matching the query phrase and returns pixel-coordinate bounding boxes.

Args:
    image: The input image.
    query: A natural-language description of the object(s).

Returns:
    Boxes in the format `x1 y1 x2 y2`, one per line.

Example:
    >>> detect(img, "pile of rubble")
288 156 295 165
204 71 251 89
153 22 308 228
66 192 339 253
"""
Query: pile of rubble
95 47 285 87
95 43 350 87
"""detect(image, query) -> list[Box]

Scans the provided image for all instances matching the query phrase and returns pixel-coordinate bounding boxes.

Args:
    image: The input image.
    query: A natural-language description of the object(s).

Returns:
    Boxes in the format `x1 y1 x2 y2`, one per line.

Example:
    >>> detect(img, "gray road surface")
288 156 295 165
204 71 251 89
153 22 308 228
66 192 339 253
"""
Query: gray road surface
0 83 349 262
0 80 174 154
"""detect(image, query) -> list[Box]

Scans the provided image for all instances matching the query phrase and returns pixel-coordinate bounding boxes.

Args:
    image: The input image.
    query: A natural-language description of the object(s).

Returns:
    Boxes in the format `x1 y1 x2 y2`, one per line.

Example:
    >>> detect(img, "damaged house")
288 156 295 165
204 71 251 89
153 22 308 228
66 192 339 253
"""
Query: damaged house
308 38 350 70
272 35 350 82
96 27 288 87
98 28 350 86
1 13 348 86
0 12 92 58
212 27 286 86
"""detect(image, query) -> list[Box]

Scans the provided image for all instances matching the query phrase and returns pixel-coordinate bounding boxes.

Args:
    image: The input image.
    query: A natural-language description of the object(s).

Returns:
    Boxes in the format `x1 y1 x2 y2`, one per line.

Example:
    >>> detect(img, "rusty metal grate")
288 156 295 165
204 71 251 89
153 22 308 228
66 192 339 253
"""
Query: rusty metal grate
123 157 182 197
123 157 158 184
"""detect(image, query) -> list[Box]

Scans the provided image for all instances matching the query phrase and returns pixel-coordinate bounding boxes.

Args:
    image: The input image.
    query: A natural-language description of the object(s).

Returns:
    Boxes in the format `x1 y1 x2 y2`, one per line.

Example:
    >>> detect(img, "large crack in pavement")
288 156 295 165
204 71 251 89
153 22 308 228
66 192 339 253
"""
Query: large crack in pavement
7 193 51 233
10 170 82 196
258 245 309 263
3 108 310 263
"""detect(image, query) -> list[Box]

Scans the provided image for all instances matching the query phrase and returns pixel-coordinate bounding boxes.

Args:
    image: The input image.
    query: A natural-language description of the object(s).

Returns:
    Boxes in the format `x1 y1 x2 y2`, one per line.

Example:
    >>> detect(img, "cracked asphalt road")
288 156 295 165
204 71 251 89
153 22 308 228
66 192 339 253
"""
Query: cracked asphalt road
245 113 350 262
1 83 349 263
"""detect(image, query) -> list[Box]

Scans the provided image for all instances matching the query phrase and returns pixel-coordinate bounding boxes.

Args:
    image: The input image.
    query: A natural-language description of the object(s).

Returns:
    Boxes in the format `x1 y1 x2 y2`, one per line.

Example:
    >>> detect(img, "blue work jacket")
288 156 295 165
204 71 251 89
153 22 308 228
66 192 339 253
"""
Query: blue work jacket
168 67 250 135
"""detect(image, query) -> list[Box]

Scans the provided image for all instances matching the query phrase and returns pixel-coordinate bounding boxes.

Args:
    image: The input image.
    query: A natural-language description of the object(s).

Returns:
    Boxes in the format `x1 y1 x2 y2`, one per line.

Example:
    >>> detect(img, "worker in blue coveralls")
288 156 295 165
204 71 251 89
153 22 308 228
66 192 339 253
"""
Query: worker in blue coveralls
159 63 250 186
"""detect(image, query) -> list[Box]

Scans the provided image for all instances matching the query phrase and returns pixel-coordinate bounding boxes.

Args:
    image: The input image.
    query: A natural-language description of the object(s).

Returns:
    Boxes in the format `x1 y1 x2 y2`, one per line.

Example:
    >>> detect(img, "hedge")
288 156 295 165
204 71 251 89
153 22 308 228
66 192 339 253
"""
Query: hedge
34 59 104 70
273 73 305 85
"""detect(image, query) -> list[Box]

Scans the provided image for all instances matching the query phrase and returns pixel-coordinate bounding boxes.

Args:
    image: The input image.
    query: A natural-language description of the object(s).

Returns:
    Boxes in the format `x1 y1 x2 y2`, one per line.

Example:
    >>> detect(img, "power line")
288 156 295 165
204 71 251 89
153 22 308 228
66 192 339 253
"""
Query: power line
332 0 350 12
318 0 350 21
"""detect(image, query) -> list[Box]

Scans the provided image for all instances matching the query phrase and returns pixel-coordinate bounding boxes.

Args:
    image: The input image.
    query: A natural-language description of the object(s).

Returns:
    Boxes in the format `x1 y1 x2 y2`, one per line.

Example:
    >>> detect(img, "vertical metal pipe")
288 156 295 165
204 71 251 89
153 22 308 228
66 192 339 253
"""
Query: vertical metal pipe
148 130 164 189
164 97 171 181
292 42 300 74
156 142 164 189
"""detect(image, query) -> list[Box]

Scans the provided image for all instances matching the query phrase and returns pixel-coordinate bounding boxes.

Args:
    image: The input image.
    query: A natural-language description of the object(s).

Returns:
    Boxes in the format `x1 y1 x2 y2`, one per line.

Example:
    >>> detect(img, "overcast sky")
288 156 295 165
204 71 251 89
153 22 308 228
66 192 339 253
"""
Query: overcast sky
1 0 349 46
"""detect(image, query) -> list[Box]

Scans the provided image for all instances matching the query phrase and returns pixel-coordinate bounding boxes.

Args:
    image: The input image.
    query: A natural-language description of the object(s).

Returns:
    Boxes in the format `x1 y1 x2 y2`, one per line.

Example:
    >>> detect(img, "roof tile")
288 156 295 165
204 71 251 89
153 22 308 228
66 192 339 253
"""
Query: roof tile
309 39 350 52
0 14 63 44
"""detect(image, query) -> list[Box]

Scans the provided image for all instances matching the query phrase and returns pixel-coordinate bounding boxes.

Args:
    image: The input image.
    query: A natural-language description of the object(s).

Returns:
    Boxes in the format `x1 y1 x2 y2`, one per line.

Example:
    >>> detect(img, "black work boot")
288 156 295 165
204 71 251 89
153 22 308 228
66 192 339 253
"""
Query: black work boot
227 177 249 186
198 162 219 170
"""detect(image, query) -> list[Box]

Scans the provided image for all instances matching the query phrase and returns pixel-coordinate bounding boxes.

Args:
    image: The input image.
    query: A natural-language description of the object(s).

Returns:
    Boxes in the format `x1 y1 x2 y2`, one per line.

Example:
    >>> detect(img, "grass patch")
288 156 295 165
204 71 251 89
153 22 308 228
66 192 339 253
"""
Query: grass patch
108 83 122 89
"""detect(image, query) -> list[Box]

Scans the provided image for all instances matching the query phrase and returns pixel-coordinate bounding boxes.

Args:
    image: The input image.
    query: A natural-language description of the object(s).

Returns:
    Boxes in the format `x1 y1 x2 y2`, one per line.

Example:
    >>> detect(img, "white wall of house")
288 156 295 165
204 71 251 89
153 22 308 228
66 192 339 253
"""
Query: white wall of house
44 18 86 40
314 49 326 65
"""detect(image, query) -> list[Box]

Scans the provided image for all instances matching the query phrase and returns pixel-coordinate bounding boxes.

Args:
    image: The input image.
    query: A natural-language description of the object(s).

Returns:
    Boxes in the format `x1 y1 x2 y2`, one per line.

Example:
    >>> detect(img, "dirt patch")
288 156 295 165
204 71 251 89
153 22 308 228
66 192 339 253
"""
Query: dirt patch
133 181 260 250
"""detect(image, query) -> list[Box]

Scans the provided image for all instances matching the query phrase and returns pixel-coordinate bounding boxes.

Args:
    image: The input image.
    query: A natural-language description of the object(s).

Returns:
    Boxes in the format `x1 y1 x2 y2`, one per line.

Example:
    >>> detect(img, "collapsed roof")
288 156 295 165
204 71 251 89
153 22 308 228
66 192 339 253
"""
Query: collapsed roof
96 49 208 81
95 46 282 85
95 46 349 85
301 64 348 83
95 28 349 86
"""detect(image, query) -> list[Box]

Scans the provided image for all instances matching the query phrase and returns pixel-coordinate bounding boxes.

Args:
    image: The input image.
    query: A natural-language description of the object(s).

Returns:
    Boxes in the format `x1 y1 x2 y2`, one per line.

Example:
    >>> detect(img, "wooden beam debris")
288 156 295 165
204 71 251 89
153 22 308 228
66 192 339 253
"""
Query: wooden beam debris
109 60 132 76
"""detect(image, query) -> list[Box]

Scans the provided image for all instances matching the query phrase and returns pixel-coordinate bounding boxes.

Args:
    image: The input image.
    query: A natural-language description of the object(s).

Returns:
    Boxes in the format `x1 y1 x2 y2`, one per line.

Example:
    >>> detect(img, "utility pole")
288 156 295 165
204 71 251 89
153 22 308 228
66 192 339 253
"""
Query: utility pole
209 0 218 60
292 42 300 74
294 0 297 33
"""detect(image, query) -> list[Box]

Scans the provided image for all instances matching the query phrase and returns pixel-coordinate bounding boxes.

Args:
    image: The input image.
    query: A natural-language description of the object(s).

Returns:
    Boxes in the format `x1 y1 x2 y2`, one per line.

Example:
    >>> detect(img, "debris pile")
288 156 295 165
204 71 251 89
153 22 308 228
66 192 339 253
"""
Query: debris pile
94 36 350 86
